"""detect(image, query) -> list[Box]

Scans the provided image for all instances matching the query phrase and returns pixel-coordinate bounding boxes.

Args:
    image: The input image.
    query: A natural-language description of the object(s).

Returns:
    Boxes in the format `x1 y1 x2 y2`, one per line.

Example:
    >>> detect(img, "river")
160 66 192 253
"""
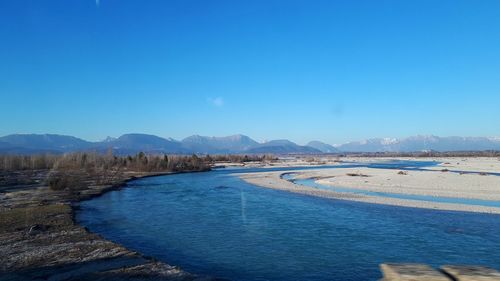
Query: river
77 161 500 280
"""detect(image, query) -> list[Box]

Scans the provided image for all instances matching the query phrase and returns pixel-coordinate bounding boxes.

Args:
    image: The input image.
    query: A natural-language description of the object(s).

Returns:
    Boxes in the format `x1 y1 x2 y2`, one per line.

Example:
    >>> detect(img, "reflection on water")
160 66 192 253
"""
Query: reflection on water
240 186 247 223
77 162 500 281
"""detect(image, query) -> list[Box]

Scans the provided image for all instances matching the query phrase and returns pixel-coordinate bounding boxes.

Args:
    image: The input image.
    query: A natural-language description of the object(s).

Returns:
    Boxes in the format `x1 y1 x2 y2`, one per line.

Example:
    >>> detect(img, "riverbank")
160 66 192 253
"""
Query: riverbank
0 170 213 281
238 157 500 214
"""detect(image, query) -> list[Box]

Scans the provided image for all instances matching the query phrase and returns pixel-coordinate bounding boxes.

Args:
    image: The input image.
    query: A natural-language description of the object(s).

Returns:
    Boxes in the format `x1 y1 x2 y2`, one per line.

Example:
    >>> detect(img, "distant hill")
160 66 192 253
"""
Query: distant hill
0 134 92 153
306 141 339 153
245 140 321 154
101 133 186 154
181 136 319 154
0 140 23 154
181 134 258 153
0 133 186 154
335 135 500 152
0 140 13 149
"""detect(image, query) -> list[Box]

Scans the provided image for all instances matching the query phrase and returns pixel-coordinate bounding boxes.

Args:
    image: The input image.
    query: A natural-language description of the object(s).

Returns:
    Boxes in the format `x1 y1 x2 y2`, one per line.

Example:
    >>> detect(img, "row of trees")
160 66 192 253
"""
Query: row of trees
0 152 277 191
48 152 213 191
0 152 277 172
204 154 277 163
0 154 59 171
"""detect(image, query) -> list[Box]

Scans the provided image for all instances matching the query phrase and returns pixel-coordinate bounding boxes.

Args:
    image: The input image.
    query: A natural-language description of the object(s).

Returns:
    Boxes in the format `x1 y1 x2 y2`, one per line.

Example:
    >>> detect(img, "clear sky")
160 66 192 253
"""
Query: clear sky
1 0 499 145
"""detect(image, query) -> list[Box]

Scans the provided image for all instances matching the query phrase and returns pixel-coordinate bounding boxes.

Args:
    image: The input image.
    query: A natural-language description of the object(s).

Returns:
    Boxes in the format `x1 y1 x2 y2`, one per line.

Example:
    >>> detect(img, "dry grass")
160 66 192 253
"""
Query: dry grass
0 204 72 233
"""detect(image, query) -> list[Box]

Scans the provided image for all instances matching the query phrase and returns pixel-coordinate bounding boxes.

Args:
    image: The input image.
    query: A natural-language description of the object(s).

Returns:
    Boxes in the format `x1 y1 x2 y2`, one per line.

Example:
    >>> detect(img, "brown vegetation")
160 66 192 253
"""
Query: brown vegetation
0 154 59 170
1 152 213 191
204 154 276 163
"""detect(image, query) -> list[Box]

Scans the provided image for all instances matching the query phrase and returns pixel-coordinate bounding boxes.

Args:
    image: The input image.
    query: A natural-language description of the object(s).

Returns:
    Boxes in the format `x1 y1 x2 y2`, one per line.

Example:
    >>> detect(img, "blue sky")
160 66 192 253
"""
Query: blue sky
1 0 499 144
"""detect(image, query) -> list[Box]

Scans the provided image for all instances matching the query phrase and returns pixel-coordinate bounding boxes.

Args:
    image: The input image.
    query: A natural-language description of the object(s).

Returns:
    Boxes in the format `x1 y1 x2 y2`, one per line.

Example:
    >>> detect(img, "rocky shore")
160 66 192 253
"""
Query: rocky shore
0 171 214 281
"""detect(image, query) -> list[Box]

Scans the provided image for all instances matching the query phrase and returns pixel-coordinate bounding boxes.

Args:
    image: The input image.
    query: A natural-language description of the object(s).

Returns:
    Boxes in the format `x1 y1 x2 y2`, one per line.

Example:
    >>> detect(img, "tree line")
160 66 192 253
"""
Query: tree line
0 152 275 172
0 152 275 191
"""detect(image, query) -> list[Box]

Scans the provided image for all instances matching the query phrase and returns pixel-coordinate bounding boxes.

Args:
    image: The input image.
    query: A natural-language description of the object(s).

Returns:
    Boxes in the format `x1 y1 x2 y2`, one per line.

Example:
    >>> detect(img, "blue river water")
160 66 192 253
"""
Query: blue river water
77 161 500 281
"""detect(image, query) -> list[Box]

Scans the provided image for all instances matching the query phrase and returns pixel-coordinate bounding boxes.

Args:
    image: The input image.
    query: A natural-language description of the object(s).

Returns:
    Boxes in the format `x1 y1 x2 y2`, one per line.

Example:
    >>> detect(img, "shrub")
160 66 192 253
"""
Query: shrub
46 171 87 191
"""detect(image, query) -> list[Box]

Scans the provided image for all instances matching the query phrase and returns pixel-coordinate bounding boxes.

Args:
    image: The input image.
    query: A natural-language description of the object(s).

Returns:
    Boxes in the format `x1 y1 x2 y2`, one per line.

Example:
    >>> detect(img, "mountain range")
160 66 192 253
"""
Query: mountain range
306 141 340 153
0 133 321 155
335 135 500 152
181 134 258 153
0 133 499 155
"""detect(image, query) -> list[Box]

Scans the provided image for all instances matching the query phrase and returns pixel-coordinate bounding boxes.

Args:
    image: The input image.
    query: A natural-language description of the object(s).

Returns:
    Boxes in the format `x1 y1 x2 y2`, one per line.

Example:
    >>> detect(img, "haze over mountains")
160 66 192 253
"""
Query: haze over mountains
306 141 340 153
337 136 500 152
182 134 258 153
0 133 499 155
245 140 320 154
